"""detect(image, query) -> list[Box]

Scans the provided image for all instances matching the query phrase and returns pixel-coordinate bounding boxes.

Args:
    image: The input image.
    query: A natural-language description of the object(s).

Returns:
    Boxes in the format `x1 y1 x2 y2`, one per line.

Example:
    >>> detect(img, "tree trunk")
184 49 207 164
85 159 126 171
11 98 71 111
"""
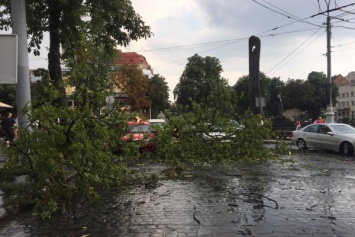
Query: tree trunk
48 0 67 107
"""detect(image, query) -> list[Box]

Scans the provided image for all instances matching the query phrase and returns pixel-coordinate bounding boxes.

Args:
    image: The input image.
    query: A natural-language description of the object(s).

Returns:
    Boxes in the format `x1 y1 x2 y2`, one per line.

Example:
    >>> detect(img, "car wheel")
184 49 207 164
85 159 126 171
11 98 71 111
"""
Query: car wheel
341 142 354 156
297 138 307 150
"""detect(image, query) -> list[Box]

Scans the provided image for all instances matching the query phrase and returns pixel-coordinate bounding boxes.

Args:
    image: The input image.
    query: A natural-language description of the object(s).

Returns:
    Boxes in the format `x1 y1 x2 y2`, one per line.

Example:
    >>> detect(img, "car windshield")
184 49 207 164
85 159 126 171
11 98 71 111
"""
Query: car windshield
150 122 165 127
129 124 150 132
330 124 355 135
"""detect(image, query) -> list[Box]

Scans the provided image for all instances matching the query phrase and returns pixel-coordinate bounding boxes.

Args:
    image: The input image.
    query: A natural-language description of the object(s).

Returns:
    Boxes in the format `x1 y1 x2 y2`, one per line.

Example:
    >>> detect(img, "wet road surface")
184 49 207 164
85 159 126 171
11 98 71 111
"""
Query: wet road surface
0 150 355 237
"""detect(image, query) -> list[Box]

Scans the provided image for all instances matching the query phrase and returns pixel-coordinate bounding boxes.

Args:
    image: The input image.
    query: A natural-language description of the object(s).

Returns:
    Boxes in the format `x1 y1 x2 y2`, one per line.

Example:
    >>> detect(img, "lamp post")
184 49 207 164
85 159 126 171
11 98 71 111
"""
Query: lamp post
324 0 335 123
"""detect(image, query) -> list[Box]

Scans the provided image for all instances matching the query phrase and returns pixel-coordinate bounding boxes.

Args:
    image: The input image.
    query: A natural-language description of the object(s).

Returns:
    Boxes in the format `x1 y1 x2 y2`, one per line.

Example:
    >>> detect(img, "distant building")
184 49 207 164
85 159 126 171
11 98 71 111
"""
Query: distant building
115 52 153 77
333 72 355 122
29 52 153 113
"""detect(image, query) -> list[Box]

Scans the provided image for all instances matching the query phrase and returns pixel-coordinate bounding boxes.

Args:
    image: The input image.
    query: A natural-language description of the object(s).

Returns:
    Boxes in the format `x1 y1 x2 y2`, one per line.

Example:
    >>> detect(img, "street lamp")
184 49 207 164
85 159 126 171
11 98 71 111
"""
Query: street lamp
277 93 283 116
324 0 335 123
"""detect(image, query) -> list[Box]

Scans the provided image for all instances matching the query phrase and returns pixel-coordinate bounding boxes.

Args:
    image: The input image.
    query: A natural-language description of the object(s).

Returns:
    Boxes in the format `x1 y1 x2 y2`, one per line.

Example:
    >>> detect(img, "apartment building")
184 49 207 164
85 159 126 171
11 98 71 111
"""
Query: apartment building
334 72 355 123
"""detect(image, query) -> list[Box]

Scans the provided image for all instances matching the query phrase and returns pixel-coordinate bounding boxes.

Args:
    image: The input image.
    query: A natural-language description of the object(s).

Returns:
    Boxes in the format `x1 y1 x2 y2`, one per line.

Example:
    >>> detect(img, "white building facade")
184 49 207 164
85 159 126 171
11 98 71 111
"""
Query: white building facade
334 72 355 123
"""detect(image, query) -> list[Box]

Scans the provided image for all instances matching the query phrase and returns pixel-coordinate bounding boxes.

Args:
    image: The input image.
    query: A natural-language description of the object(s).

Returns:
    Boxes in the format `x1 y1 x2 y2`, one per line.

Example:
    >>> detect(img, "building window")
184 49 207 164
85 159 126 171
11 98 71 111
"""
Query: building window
352 101 355 106
347 102 350 106
342 93 345 98
68 100 76 107
352 92 354 97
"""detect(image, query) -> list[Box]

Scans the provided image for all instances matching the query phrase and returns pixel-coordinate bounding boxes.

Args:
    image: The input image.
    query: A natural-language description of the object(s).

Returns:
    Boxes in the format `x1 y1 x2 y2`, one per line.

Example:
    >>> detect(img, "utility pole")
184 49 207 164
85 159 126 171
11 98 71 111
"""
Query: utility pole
248 36 262 116
11 0 31 129
324 0 335 123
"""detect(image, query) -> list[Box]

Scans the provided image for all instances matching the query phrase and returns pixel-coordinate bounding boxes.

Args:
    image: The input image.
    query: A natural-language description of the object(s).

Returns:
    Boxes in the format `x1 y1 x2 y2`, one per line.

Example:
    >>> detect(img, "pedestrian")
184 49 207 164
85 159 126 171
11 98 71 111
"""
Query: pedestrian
316 116 324 123
0 112 17 144
12 114 18 141
294 119 301 130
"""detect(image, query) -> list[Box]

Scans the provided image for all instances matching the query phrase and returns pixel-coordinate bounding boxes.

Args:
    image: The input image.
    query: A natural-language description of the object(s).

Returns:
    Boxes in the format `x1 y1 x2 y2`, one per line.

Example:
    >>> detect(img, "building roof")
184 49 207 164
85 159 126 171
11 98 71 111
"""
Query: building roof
345 71 355 82
115 52 151 70
332 74 349 87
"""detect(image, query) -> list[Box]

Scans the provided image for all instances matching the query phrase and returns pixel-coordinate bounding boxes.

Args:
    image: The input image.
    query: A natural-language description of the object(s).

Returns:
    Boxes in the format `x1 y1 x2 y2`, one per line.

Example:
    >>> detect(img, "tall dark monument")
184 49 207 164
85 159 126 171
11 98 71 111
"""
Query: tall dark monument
248 36 261 115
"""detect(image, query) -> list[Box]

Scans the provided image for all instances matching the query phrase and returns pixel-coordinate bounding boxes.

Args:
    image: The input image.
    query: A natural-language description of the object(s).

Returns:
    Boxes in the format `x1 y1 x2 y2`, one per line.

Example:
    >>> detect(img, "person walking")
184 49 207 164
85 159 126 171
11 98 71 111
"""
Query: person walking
1 112 17 144
316 116 324 123
294 119 301 130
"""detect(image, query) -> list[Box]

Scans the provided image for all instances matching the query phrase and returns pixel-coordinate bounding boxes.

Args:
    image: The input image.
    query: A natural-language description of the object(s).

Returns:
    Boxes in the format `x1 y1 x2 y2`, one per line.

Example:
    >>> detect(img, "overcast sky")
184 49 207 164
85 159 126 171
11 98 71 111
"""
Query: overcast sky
119 0 355 101
23 0 355 101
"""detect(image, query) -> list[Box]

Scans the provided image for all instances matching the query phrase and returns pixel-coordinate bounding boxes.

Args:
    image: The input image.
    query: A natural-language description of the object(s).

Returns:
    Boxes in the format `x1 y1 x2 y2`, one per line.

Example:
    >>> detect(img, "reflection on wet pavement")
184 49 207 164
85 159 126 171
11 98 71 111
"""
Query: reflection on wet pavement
0 151 355 236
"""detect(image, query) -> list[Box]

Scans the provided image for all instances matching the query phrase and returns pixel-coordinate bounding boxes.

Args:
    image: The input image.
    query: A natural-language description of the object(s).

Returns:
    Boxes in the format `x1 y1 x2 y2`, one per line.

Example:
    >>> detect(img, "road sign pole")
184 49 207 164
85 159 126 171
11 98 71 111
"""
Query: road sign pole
11 0 31 129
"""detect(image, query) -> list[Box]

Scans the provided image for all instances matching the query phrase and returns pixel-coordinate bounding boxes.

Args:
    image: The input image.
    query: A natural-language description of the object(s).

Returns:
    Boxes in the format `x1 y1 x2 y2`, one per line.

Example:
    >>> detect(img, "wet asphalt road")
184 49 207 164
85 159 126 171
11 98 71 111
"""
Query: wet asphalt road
0 149 355 237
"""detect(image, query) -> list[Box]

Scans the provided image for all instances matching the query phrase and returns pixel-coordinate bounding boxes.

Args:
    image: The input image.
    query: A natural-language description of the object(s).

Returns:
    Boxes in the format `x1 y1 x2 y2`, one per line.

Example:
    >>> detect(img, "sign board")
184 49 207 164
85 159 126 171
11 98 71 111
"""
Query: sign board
105 95 115 105
0 34 18 84
255 97 265 107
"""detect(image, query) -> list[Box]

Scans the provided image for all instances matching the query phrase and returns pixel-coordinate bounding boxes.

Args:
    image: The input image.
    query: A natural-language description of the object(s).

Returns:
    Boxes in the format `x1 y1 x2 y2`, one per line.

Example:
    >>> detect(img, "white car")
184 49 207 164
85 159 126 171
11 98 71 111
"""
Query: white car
148 119 166 127
202 120 243 142
291 123 355 156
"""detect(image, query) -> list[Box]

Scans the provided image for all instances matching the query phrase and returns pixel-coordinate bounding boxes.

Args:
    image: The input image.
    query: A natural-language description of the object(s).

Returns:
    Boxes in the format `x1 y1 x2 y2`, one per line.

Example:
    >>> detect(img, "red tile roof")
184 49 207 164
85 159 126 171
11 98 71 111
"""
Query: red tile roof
115 52 151 69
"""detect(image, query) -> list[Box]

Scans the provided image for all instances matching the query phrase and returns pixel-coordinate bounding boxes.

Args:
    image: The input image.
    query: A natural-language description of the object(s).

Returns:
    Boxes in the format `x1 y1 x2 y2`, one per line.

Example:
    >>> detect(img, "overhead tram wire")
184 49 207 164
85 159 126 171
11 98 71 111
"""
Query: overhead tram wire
145 3 331 71
135 37 250 53
266 27 325 77
267 30 326 78
151 27 322 70
138 2 329 55
310 2 355 18
251 0 323 27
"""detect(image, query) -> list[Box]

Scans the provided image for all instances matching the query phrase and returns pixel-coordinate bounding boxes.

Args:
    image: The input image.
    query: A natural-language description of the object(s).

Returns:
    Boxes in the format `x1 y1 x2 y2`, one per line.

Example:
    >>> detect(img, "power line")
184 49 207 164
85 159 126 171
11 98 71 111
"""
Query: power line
332 41 355 47
310 2 355 18
251 0 322 27
151 27 321 70
266 28 325 76
146 1 355 78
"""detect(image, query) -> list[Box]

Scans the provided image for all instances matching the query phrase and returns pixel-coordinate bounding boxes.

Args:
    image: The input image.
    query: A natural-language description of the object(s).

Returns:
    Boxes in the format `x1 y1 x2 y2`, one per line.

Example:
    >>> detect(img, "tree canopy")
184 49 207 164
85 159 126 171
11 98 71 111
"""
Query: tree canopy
233 73 284 117
0 0 152 107
112 64 150 111
173 54 236 118
148 74 170 119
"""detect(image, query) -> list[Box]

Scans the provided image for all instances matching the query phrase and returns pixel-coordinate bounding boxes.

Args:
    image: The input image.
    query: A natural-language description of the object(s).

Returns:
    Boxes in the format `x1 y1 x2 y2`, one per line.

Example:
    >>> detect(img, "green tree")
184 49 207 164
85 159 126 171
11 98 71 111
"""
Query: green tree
174 54 223 109
112 64 150 112
0 0 152 107
282 72 339 120
0 0 152 218
233 75 249 116
282 78 310 113
148 74 170 119
1 45 132 219
233 72 279 117
173 54 237 118
30 69 61 109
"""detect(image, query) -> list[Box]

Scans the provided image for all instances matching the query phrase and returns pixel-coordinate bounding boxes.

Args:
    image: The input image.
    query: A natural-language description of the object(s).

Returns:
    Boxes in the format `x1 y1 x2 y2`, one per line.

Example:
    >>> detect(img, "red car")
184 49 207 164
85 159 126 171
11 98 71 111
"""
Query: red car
119 120 156 153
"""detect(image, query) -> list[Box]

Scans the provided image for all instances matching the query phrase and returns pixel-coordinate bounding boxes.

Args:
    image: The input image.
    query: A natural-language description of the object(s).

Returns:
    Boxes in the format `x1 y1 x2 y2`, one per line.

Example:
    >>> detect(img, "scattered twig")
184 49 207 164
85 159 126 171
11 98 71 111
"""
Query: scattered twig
193 205 200 224
306 204 317 211
229 192 279 209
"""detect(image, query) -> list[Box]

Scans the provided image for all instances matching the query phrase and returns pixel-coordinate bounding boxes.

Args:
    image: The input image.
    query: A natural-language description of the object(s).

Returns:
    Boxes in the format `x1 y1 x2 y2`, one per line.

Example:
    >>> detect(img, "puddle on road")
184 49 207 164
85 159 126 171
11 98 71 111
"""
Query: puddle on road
1 152 355 236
